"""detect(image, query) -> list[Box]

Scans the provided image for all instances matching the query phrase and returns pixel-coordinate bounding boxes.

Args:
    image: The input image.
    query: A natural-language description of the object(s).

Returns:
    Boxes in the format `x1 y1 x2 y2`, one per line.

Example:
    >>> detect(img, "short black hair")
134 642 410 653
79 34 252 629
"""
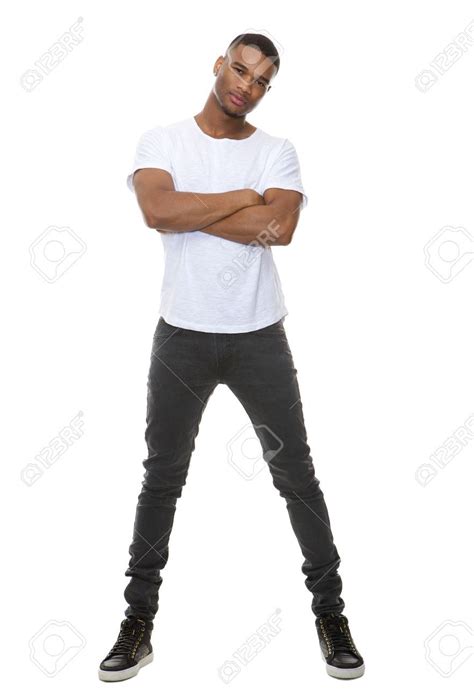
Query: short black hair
226 33 280 75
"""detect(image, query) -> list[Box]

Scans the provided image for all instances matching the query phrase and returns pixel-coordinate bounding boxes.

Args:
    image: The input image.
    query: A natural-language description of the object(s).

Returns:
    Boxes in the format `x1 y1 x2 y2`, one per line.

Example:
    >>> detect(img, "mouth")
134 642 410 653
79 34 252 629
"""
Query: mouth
229 91 247 106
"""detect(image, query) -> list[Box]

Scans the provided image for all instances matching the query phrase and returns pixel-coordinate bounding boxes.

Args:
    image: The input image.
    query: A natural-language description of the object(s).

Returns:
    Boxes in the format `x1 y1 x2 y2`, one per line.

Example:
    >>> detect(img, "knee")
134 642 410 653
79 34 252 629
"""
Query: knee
270 460 322 499
140 452 190 498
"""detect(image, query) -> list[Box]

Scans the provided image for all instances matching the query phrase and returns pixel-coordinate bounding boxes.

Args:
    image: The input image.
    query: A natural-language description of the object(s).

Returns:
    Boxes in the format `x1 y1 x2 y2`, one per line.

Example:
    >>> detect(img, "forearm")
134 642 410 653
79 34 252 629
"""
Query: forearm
198 203 292 246
149 189 256 233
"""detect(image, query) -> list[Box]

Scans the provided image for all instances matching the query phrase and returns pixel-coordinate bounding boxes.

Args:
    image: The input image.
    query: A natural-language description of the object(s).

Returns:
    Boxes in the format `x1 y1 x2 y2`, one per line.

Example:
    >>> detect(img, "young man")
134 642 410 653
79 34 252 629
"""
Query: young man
98 32 365 682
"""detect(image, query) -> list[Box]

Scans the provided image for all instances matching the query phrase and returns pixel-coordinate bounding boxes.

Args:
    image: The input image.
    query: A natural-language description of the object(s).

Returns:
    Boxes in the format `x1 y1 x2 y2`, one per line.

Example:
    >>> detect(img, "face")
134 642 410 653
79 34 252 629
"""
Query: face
212 43 277 116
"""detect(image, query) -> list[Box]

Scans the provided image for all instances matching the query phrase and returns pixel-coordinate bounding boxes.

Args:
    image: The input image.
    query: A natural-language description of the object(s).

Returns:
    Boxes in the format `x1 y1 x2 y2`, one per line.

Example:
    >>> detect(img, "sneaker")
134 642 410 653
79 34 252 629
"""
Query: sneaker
316 611 365 679
98 616 154 682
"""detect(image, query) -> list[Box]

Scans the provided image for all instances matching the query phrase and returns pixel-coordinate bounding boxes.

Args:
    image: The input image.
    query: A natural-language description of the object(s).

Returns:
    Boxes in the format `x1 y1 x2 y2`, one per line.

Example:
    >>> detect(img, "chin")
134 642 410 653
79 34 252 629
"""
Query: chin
221 106 244 119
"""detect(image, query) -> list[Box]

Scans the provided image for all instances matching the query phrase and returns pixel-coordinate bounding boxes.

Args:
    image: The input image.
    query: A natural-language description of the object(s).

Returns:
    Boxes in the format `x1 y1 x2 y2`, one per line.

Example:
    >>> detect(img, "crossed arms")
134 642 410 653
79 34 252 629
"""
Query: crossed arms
131 167 304 246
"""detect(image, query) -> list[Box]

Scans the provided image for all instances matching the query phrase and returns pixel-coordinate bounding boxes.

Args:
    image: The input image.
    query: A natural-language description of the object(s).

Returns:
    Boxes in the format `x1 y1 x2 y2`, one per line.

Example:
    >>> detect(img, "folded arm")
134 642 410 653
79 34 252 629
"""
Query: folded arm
197 188 303 246
131 167 303 246
132 168 262 232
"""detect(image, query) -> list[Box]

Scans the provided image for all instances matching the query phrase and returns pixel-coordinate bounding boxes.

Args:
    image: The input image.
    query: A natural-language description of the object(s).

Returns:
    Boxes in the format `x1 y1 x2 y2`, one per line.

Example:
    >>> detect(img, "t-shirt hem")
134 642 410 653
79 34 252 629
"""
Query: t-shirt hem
161 310 288 333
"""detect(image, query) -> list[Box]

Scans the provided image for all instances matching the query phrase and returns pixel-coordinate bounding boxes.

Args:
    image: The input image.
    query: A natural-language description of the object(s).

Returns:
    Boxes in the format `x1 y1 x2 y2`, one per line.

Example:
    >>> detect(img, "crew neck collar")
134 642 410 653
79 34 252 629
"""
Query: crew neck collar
191 115 259 142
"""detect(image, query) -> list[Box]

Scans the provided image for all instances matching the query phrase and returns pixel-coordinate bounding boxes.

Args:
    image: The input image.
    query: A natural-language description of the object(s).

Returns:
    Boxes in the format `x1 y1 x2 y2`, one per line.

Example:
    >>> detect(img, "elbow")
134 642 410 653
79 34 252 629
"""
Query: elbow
143 208 166 229
139 203 158 228
141 193 169 229
276 212 297 245
144 213 158 229
280 223 296 246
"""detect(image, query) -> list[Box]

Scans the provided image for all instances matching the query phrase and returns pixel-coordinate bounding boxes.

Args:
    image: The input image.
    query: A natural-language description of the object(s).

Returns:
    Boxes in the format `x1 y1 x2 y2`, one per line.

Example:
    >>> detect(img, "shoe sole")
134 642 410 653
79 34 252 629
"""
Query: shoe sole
98 651 154 682
320 649 365 679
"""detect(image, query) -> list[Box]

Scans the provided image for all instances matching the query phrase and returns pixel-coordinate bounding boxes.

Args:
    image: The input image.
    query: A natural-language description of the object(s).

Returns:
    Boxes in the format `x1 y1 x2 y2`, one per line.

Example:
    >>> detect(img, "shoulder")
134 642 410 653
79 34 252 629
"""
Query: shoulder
134 124 167 150
256 126 286 148
155 117 194 141
137 118 195 149
136 118 188 140
257 129 299 158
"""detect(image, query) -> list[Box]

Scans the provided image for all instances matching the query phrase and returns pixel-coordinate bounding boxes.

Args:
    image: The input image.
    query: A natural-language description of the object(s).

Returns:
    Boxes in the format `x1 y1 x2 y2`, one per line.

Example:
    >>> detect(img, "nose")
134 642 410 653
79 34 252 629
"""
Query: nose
236 75 252 95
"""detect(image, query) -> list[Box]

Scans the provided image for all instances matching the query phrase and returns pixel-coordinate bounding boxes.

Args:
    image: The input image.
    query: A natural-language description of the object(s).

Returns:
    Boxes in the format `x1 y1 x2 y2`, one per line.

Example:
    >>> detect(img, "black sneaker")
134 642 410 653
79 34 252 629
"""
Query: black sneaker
98 616 154 682
316 611 365 679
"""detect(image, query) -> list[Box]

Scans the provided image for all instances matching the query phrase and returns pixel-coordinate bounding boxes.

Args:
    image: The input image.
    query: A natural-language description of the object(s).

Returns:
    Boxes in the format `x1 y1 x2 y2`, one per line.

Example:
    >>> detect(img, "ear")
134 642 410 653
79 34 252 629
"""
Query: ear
214 56 224 75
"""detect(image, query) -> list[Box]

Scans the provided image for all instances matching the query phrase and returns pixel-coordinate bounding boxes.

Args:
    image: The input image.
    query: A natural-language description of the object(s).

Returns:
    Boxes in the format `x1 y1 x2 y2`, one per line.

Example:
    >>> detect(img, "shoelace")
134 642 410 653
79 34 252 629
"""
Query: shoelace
109 619 145 656
319 614 358 654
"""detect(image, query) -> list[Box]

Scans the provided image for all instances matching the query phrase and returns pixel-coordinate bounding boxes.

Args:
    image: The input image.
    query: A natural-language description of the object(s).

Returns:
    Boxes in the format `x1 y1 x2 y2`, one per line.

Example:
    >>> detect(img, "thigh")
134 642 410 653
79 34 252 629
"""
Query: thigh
226 323 315 489
144 317 218 467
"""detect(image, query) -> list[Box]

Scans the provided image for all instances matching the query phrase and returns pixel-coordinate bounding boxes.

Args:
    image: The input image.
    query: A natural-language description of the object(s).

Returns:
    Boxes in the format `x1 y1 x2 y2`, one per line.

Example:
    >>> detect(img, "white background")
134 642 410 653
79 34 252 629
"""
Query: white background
3 0 474 694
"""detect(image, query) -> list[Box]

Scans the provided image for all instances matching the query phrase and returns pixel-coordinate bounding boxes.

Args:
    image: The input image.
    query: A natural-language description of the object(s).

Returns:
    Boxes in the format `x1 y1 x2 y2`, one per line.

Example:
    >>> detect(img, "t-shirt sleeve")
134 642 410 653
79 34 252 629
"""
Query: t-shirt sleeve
126 127 173 192
262 139 308 209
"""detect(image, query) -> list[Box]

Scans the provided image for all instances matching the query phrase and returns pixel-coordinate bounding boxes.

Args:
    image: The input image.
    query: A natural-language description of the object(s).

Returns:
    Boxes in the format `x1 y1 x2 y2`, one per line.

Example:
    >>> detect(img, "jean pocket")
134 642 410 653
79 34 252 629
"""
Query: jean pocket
153 317 182 342
249 319 286 337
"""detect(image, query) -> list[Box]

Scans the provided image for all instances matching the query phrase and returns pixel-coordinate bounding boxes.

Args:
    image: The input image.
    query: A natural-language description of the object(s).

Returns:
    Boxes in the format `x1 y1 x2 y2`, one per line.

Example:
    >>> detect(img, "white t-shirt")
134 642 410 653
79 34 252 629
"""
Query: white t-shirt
127 116 308 333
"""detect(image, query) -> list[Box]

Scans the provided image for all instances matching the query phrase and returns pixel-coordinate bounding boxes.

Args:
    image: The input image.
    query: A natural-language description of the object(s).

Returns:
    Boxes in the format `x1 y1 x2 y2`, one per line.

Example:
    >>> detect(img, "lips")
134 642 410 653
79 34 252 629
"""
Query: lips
229 91 246 106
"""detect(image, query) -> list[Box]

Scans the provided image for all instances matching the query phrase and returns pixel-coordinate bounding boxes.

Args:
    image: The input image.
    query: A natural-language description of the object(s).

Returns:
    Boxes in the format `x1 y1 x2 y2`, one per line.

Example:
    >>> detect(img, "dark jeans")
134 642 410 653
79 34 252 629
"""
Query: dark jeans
123 316 345 621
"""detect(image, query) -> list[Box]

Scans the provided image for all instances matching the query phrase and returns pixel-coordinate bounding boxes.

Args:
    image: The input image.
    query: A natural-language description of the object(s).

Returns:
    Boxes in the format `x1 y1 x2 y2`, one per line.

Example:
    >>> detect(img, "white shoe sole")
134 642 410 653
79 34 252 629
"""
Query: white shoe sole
320 649 365 679
98 651 154 682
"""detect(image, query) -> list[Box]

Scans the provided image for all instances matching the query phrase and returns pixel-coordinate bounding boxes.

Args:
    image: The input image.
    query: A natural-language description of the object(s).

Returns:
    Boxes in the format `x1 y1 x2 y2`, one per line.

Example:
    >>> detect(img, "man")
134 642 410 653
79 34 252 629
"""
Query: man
98 32 365 682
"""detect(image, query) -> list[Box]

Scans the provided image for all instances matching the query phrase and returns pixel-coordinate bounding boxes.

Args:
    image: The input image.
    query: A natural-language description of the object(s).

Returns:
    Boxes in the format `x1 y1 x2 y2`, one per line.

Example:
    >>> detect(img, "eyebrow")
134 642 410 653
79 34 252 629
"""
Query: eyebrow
232 61 271 85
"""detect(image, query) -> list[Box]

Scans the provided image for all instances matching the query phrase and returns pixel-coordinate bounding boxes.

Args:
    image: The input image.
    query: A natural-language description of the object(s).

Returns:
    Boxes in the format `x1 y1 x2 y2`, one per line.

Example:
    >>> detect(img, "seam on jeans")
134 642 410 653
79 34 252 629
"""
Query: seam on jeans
225 335 235 377
213 333 220 381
